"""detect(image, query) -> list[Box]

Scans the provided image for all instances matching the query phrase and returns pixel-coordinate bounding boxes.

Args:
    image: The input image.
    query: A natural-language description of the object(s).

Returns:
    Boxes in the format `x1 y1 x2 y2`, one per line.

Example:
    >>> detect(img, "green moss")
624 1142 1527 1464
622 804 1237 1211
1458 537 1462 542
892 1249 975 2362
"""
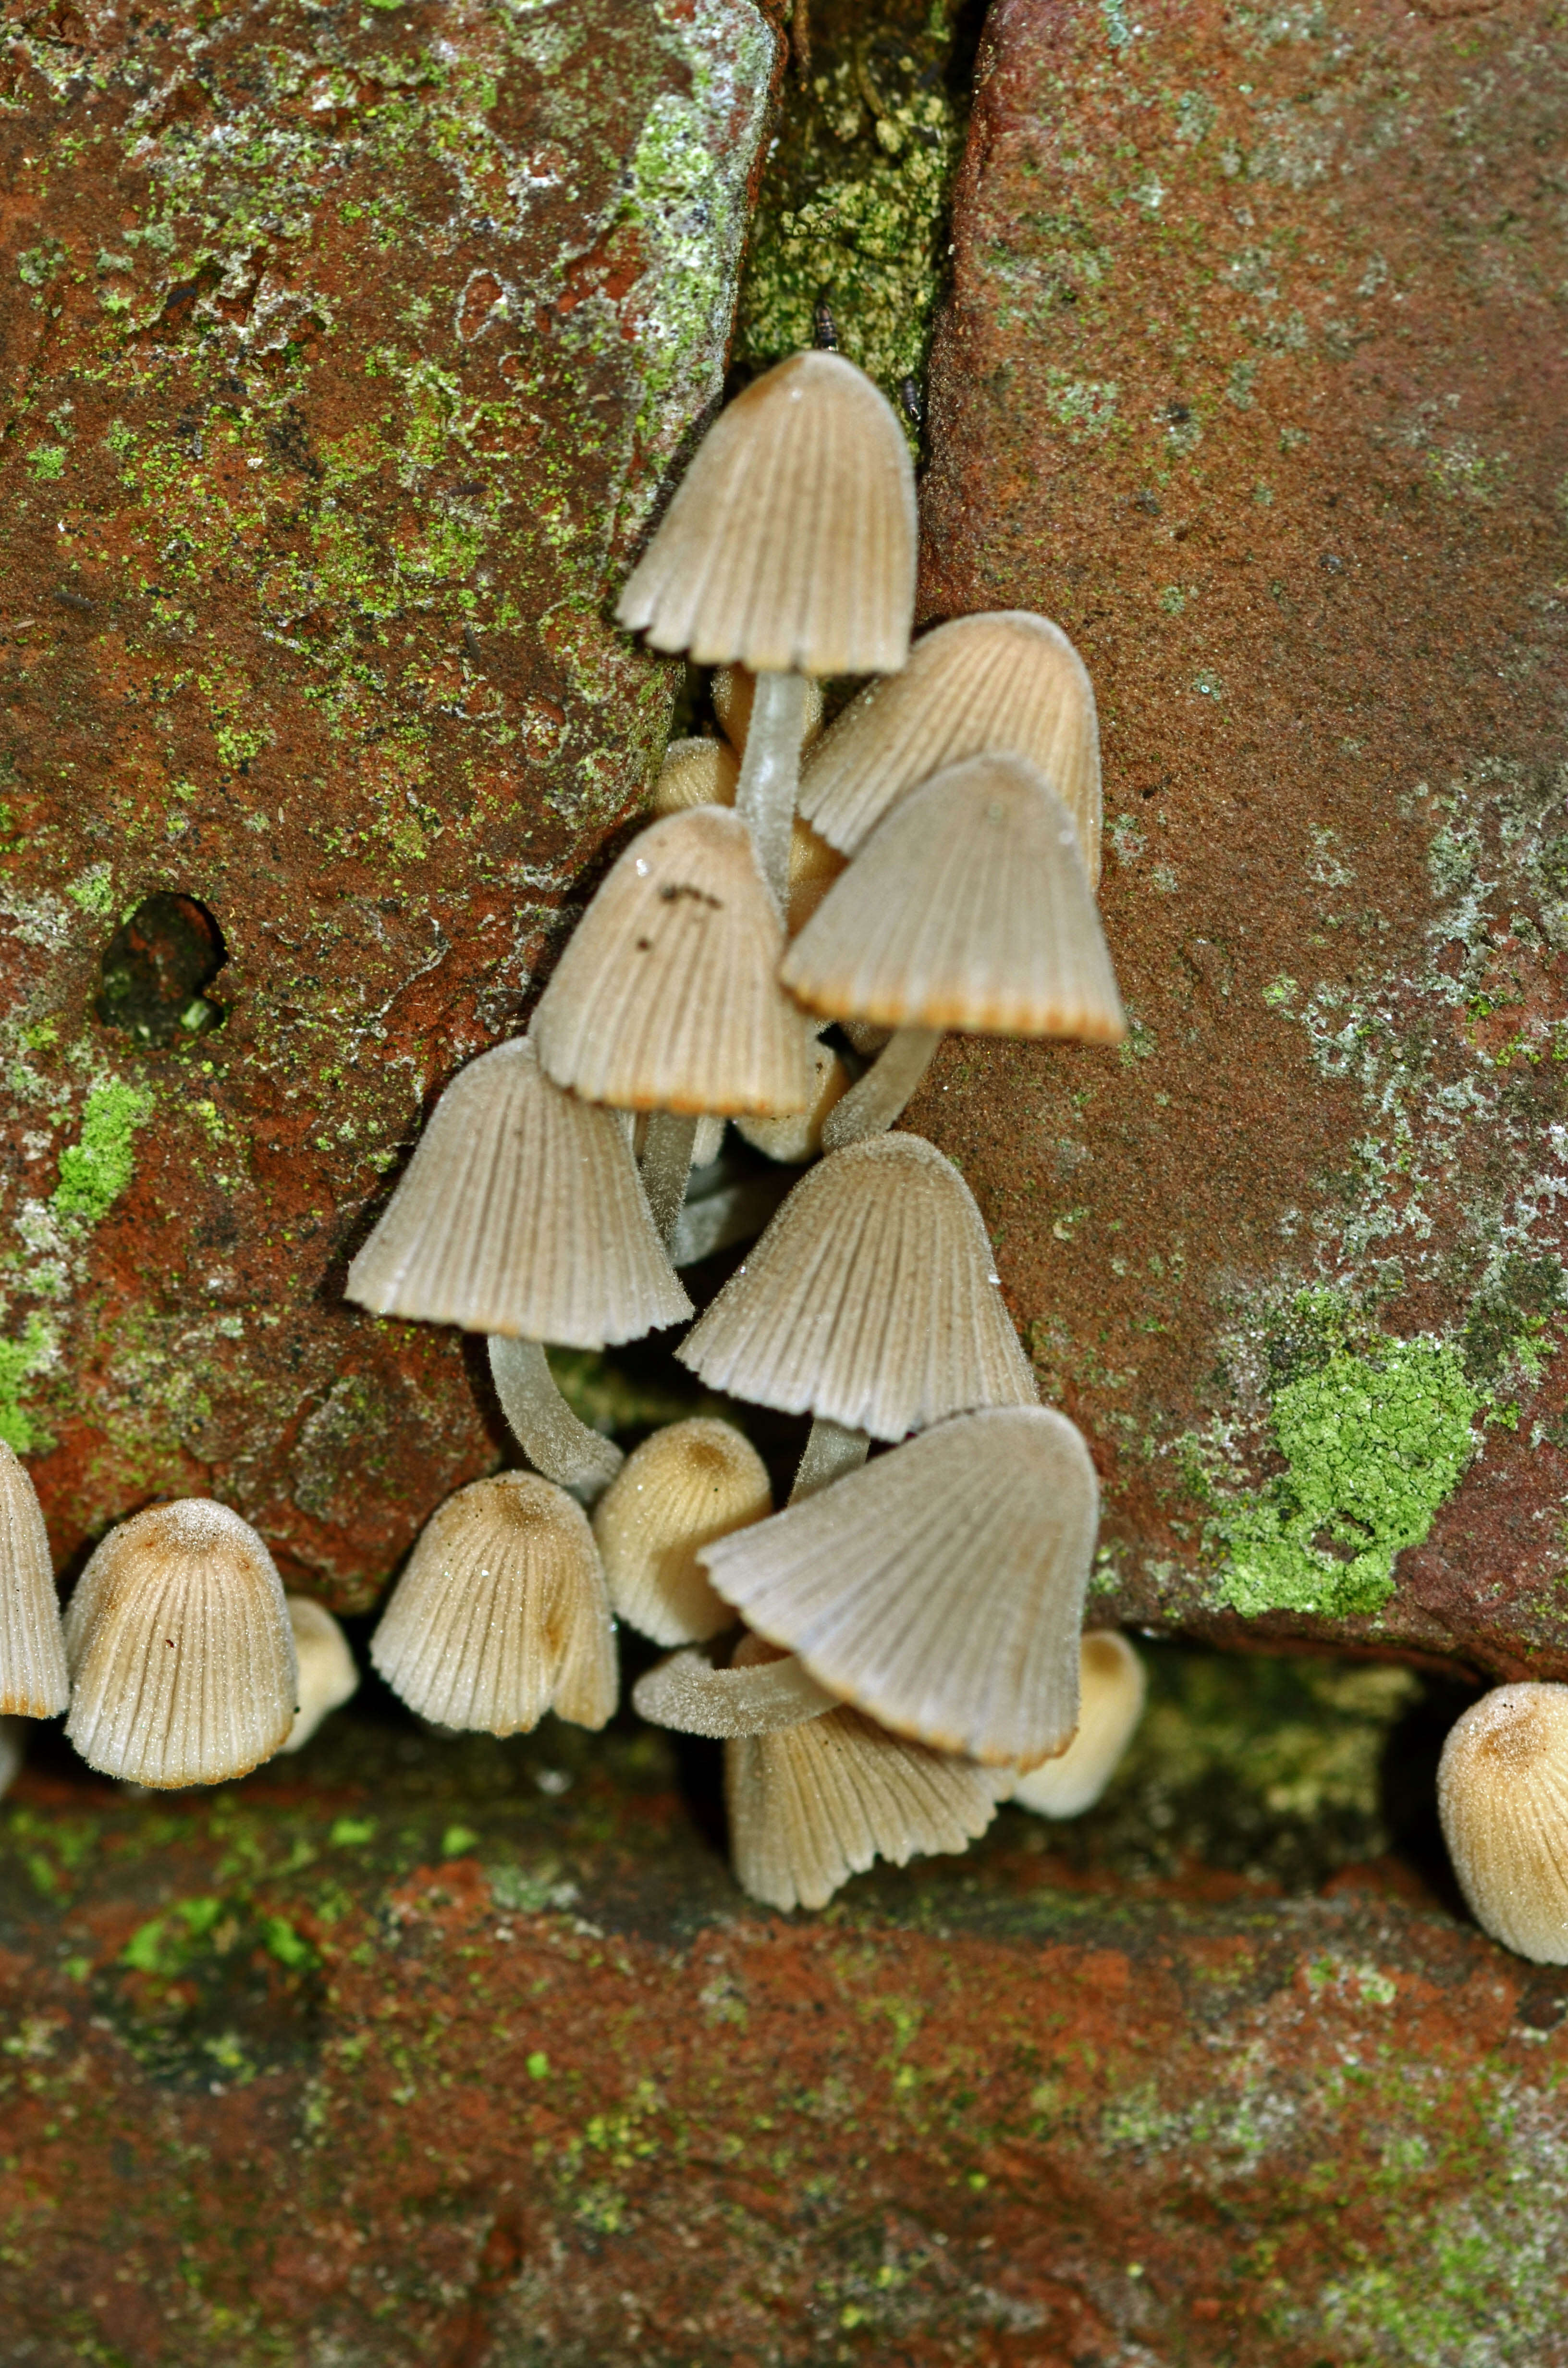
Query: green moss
0 1314 60 1453
51 1079 155 1226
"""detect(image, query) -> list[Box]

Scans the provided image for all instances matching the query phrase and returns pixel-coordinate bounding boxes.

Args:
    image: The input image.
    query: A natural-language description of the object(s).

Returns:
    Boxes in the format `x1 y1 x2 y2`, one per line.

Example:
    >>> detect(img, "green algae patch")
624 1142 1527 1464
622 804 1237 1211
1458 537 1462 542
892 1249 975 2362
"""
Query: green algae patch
0 1313 59 1454
51 1080 154 1226
1213 1337 1482 1620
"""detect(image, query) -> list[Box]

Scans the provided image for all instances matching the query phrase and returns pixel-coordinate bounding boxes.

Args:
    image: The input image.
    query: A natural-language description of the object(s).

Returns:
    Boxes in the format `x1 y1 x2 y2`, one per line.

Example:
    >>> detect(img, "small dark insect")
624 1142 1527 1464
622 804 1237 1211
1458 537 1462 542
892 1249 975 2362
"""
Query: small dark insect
898 376 924 431
813 298 838 352
660 881 722 909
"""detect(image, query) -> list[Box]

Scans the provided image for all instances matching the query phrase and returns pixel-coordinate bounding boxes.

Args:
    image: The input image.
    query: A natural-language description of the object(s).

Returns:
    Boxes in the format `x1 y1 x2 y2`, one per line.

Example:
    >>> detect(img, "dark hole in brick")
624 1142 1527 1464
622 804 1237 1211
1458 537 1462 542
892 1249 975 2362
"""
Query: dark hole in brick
93 890 228 1049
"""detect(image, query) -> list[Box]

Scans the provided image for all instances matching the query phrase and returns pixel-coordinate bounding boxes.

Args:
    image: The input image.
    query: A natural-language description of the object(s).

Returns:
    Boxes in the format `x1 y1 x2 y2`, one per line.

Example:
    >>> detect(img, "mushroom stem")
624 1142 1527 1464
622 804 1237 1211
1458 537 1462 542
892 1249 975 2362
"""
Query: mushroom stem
789 1417 870 1503
734 670 808 910
640 1109 700 1247
488 1336 624 1504
821 1026 943 1149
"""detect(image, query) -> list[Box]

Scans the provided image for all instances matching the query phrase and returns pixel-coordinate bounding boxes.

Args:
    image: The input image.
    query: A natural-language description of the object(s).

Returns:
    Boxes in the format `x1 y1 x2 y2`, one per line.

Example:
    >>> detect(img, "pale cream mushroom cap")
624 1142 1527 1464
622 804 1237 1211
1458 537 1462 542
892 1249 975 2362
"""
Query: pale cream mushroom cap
615 351 917 676
280 1597 360 1753
677 1132 1037 1439
371 1474 616 1737
64 1500 297 1788
651 736 740 815
736 1040 849 1165
1438 1682 1568 1964
781 753 1126 1042
1008 1632 1145 1817
799 611 1102 885
632 1637 838 1736
531 806 813 1116
593 1418 772 1646
699 1406 1099 1768
346 1038 691 1346
0 1439 67 1719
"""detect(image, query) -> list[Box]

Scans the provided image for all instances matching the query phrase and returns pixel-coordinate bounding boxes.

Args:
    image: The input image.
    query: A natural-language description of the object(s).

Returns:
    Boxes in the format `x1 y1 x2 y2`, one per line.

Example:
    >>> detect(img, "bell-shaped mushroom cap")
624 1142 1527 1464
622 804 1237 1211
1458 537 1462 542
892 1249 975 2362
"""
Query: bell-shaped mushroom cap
713 664 825 755
64 1500 297 1788
677 1133 1037 1439
632 1639 838 1736
736 1039 849 1165
700 1406 1099 1767
346 1037 691 1347
531 806 813 1116
651 735 740 815
800 612 1102 884
1009 1631 1145 1817
371 1474 615 1737
615 351 917 676
279 1596 360 1754
593 1418 772 1646
1438 1683 1568 1964
781 754 1126 1042
0 1440 67 1719
0 1716 21 1801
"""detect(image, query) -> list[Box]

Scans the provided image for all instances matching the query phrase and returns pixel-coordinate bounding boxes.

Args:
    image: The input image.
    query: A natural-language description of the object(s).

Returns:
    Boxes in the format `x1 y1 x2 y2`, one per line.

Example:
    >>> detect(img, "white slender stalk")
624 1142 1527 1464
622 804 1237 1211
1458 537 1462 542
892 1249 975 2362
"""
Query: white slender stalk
789 1417 870 1503
488 1336 623 1504
734 670 808 910
640 1108 700 1247
821 1025 943 1150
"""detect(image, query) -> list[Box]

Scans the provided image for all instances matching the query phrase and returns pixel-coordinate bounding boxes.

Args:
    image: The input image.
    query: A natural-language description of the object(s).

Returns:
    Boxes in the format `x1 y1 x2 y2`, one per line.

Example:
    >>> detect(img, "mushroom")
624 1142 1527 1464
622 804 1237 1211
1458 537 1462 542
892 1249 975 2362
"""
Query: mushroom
0 1439 67 1719
651 735 740 815
1438 1683 1568 1963
64 1500 298 1788
346 1037 690 1497
735 1038 850 1165
616 351 916 907
1007 1632 1145 1817
530 805 814 1238
631 1635 837 1735
781 752 1126 1145
371 1473 616 1736
698 1406 1099 1769
677 1131 1037 1495
711 664 825 762
0 1717 20 1801
592 1418 772 1646
799 610 1102 885
279 1597 360 1753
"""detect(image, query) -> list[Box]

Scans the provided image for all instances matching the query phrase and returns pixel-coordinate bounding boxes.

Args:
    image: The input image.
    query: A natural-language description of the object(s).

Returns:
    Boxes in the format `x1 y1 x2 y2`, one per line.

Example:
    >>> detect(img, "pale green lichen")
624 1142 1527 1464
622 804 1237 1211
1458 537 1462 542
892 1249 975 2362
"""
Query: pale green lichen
51 1080 154 1227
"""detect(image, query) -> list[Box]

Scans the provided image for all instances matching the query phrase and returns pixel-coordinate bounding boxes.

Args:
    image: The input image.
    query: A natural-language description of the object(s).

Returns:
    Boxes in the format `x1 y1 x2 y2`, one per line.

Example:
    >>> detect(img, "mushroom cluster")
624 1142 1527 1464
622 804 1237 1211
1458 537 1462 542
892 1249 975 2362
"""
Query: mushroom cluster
0 352 1151 1909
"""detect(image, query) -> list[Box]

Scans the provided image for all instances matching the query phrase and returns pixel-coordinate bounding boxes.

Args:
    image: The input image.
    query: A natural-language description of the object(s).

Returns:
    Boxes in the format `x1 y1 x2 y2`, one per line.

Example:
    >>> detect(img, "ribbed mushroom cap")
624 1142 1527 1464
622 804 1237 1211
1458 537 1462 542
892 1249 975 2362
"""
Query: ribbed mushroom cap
632 1639 837 1736
346 1037 691 1346
699 1406 1098 1767
371 1474 615 1737
1009 1631 1145 1817
64 1500 297 1788
615 351 917 676
677 1133 1037 1438
280 1597 360 1754
593 1418 772 1646
651 735 740 815
1438 1683 1568 1963
781 754 1126 1041
531 807 813 1116
800 612 1102 884
0 1440 67 1718
736 1039 849 1165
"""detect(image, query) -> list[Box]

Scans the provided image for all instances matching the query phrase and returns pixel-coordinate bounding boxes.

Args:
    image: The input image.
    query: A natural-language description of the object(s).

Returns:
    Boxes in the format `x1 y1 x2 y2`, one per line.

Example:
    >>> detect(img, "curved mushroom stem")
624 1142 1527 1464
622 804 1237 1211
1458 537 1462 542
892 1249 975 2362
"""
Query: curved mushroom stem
734 670 808 911
821 1025 943 1150
789 1417 870 1503
640 1109 700 1247
488 1336 624 1504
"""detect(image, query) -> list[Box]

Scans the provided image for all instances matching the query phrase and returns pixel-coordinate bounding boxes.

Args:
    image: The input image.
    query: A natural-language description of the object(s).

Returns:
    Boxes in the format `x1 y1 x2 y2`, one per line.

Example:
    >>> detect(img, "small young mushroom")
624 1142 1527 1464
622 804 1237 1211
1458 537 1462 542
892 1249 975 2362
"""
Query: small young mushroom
279 1597 360 1753
592 1418 772 1646
735 1038 850 1164
799 610 1102 884
1438 1683 1568 1963
632 1636 838 1736
0 1716 22 1801
371 1474 616 1736
346 1037 690 1496
651 735 740 815
699 1406 1099 1770
1007 1632 1146 1817
782 752 1126 1145
616 351 916 905
64 1500 298 1788
0 1439 67 1719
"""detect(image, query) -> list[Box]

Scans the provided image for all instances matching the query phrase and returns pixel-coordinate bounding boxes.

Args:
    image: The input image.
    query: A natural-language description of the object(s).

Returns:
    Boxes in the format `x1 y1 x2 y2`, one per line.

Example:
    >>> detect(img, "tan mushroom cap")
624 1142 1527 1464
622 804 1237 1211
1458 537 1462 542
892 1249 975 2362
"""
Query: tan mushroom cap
699 1406 1099 1768
632 1639 838 1737
800 611 1102 885
677 1132 1037 1439
1009 1631 1145 1817
782 753 1126 1042
0 1439 67 1719
651 736 740 815
1438 1683 1568 1964
371 1474 616 1737
64 1500 298 1788
346 1038 691 1347
615 350 917 676
736 1039 849 1164
593 1418 772 1647
531 806 813 1116
280 1597 360 1754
